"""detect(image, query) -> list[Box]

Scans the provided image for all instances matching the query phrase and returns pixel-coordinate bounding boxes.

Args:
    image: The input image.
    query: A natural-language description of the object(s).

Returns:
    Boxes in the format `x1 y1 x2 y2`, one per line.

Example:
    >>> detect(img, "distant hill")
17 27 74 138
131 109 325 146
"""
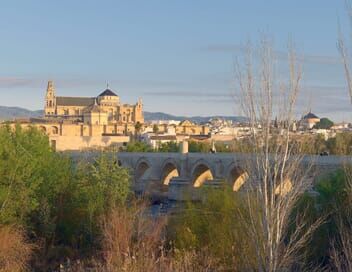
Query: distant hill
0 106 245 123
144 111 247 123
0 106 43 121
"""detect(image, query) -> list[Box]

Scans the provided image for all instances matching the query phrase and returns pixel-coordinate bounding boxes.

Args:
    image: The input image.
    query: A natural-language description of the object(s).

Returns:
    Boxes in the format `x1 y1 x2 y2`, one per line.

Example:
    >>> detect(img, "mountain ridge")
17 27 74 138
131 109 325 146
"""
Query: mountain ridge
0 106 245 123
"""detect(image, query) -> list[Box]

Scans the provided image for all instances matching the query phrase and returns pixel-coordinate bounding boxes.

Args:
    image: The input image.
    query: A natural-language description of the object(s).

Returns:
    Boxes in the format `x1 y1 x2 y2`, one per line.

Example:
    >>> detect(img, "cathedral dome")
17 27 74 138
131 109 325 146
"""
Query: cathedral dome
98 89 117 97
303 112 319 120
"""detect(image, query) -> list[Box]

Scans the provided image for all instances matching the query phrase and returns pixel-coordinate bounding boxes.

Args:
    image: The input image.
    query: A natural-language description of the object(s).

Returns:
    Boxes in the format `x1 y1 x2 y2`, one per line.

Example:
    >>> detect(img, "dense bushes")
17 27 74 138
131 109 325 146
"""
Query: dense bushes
298 133 352 155
168 187 257 270
0 125 131 271
125 141 153 152
292 169 352 270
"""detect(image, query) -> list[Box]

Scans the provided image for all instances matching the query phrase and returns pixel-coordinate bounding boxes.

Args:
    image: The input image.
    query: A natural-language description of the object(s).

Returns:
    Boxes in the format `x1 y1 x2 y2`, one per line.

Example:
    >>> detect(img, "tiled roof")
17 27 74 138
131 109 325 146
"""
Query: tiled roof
56 96 95 107
84 103 105 113
150 135 177 141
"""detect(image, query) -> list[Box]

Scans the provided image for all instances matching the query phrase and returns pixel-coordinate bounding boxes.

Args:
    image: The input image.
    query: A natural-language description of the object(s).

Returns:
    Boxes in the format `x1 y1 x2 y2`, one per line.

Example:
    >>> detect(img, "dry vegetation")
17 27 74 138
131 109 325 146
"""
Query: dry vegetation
0 225 33 272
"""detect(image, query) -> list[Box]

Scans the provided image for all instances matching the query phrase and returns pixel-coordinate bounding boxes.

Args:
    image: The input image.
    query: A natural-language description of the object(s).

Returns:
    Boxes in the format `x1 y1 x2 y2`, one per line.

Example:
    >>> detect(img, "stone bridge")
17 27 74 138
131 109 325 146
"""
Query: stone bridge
116 152 350 202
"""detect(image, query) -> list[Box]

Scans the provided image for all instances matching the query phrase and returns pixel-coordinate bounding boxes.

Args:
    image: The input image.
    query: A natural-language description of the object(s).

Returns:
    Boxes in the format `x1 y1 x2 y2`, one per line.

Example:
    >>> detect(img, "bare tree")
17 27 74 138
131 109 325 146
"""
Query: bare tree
235 38 322 271
338 0 352 103
332 2 352 270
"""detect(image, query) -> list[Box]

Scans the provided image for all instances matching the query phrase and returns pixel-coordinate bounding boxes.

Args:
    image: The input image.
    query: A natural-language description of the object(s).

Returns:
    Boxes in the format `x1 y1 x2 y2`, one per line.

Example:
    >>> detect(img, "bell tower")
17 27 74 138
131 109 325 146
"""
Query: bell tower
134 98 144 123
45 80 56 117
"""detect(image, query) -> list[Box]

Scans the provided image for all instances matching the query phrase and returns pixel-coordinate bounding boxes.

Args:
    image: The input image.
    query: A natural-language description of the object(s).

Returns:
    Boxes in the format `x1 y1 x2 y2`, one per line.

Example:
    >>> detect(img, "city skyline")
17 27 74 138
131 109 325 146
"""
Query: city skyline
0 1 351 121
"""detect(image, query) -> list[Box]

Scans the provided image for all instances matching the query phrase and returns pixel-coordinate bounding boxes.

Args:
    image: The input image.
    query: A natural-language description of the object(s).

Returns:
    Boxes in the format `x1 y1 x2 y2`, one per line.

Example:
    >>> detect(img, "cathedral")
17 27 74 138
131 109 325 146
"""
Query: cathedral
44 81 144 125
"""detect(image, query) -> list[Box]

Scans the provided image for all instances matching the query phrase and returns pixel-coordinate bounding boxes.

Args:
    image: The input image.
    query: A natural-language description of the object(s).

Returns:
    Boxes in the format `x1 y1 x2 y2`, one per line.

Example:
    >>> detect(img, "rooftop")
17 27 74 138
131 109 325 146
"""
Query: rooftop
56 96 95 107
303 112 319 119
98 89 118 97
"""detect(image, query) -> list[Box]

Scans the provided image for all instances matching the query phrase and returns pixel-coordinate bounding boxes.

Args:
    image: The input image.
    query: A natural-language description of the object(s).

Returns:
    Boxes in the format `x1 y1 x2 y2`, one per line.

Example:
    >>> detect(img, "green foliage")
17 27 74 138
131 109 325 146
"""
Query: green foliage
314 118 334 129
125 141 153 152
0 125 54 225
326 133 352 155
169 186 257 269
213 142 232 152
134 122 142 133
153 124 159 133
296 133 352 155
298 134 327 154
293 170 352 269
188 141 211 152
77 153 131 219
0 125 132 269
230 138 254 153
157 141 179 152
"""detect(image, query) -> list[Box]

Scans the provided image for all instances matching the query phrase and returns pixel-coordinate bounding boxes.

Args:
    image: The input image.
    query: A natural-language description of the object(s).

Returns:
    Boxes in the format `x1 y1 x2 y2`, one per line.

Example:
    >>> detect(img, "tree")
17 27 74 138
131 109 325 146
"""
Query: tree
0 124 56 225
314 118 334 129
188 141 211 153
0 125 83 269
134 122 143 140
126 141 153 152
153 124 159 133
78 153 131 212
158 141 179 152
234 38 322 271
170 187 258 270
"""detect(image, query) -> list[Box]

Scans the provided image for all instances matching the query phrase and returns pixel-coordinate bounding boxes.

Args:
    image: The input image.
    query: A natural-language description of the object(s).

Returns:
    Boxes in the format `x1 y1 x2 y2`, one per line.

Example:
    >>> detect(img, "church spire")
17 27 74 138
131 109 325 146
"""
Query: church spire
46 80 56 100
45 80 56 117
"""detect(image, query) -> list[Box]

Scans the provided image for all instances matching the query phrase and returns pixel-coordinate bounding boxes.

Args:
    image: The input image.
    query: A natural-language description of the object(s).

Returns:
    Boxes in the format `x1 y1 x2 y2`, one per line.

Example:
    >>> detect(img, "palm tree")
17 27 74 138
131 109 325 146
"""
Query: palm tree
134 122 142 141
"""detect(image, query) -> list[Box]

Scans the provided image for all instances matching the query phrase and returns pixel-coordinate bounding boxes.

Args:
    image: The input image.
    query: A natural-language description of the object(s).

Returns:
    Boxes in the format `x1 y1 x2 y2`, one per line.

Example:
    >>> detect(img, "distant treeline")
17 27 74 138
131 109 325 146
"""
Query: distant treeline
123 132 352 155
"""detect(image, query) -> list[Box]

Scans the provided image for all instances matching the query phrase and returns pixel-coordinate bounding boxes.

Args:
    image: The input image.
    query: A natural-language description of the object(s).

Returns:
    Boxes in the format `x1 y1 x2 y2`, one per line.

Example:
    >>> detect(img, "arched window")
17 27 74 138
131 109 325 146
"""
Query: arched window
39 126 46 133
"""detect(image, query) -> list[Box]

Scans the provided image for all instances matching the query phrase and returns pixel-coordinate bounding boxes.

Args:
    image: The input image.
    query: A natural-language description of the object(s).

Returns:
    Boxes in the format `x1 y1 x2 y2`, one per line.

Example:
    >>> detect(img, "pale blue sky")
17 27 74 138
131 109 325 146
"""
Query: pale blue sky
0 1 351 121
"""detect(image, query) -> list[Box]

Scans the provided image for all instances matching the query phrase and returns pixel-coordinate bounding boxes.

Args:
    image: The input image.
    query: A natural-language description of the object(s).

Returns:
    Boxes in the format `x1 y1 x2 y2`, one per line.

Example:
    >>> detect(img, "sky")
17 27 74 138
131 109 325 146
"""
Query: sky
0 0 351 121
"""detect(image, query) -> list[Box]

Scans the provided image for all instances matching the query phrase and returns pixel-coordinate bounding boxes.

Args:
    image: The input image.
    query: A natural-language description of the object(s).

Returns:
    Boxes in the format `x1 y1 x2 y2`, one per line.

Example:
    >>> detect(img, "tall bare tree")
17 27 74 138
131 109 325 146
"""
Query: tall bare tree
333 2 352 270
235 38 322 271
338 1 352 103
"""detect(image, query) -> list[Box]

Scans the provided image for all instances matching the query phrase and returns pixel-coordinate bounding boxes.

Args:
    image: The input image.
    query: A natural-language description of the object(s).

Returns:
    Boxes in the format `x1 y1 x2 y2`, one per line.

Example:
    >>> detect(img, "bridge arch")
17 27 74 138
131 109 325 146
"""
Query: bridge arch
134 158 151 183
191 160 215 187
274 178 292 196
227 164 249 191
160 159 180 185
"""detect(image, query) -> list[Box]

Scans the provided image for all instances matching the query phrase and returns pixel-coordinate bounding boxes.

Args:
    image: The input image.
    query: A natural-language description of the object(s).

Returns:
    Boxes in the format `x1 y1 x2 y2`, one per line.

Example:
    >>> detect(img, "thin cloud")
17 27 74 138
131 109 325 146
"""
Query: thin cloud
0 77 40 88
143 90 232 98
204 44 342 65
0 77 102 89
